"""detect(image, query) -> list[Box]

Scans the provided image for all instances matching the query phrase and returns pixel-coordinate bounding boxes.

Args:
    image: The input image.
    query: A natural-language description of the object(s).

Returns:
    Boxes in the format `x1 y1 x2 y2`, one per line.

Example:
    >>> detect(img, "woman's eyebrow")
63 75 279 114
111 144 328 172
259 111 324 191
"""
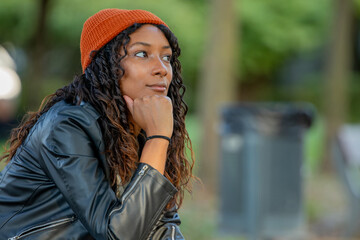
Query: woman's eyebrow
129 42 150 48
128 42 171 49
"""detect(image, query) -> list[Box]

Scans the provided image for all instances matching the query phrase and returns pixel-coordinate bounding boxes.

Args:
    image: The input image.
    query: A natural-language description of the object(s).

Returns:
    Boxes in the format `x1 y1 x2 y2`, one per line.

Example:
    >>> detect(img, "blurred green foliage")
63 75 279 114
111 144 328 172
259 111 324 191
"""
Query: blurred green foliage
0 0 336 112
0 0 206 110
239 0 332 78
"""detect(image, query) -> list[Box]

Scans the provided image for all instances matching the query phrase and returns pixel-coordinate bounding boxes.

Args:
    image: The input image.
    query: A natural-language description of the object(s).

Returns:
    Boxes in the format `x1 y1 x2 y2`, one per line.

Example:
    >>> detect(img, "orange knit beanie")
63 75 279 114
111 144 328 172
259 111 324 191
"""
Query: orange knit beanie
80 9 168 72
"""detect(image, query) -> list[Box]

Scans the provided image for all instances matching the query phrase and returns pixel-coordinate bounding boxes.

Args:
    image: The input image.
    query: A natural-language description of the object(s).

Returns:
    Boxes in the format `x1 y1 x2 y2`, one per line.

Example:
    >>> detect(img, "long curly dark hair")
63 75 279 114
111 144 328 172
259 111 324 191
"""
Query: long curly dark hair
1 23 195 208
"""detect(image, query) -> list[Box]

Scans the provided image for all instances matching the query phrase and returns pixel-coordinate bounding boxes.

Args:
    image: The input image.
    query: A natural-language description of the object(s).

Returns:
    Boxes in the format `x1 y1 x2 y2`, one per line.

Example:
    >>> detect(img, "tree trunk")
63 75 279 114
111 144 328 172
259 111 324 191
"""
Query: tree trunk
21 0 51 111
197 0 239 194
323 0 353 171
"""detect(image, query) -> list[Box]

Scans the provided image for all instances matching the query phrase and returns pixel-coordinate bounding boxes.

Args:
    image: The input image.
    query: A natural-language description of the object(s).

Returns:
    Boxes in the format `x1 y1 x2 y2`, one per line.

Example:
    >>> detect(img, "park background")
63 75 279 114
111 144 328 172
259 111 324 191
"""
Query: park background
0 0 359 239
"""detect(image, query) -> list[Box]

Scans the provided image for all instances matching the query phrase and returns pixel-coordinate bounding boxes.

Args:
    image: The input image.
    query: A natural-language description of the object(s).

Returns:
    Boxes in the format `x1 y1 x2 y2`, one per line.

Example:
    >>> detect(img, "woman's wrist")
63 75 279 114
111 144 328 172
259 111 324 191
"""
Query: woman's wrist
146 135 171 143
141 138 169 174
145 130 172 138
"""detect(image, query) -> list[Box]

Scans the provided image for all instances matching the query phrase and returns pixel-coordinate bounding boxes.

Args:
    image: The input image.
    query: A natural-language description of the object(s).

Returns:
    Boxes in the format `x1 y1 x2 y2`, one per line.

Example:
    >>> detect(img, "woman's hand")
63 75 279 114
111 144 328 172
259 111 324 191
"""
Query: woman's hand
123 94 173 174
123 95 173 138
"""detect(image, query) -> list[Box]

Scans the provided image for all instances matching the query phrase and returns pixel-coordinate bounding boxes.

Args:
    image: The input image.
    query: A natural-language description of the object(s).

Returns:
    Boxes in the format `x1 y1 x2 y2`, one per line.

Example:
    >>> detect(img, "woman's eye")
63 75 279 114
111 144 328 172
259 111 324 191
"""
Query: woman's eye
162 55 172 62
135 51 147 58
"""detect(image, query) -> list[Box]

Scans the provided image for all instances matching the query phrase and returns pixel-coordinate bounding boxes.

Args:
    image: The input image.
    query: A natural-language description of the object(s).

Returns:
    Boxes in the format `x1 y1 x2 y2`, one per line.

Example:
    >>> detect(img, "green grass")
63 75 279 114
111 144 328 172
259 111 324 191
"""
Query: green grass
304 116 325 175
0 139 8 171
185 114 201 176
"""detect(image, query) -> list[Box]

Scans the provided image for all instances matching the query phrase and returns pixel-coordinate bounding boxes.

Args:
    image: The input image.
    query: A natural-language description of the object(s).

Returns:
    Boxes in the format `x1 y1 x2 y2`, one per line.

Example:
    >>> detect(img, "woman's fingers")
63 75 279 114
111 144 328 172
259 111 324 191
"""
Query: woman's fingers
125 95 173 137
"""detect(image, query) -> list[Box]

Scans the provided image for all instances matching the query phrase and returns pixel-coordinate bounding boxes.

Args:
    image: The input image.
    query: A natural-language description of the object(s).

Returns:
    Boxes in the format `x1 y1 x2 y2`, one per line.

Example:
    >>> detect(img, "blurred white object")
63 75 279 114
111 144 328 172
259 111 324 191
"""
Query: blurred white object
0 46 16 70
0 45 21 123
0 66 21 100
0 46 21 100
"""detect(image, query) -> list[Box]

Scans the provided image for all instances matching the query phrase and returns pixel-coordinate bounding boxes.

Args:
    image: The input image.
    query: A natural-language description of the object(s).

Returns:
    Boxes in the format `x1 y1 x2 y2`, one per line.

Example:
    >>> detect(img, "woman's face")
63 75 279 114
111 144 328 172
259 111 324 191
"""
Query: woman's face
119 24 173 100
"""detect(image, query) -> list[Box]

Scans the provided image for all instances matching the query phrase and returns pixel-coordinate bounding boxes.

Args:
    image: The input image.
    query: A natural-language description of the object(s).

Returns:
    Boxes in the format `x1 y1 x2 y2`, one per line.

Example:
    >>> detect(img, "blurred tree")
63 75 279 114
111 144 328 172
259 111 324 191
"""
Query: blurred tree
323 0 354 171
25 0 52 109
197 0 238 193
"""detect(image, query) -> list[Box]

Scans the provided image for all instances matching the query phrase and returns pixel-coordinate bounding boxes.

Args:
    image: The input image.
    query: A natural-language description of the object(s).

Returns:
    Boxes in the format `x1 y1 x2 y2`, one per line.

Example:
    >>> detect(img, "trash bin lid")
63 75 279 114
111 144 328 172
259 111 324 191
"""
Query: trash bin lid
220 102 315 134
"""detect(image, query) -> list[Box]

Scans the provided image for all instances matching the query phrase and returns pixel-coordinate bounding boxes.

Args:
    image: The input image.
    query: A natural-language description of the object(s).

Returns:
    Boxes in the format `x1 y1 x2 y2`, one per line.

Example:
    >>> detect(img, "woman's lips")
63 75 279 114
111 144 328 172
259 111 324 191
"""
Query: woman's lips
147 84 167 92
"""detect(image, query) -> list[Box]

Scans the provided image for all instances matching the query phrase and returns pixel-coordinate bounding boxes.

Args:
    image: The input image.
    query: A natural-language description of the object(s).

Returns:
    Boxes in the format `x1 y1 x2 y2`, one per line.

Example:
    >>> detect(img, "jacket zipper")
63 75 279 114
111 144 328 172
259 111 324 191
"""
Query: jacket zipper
171 225 176 240
145 211 165 240
109 164 149 216
8 216 75 240
146 217 176 240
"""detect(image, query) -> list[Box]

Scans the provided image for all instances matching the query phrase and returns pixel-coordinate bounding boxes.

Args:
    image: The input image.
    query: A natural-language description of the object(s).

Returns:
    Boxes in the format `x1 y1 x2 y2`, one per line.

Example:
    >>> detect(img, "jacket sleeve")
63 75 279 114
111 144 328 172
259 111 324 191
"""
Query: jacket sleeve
37 106 177 240
149 207 185 240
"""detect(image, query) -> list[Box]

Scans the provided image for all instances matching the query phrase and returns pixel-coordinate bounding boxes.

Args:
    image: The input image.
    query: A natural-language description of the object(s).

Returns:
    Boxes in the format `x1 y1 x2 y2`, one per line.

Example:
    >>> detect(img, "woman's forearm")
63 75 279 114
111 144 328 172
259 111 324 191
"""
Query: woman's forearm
140 138 169 174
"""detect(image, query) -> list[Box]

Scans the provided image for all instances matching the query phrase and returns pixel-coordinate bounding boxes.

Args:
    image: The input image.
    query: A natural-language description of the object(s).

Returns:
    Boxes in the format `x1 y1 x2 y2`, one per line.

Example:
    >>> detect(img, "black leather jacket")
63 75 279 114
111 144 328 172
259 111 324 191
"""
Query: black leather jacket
0 100 184 240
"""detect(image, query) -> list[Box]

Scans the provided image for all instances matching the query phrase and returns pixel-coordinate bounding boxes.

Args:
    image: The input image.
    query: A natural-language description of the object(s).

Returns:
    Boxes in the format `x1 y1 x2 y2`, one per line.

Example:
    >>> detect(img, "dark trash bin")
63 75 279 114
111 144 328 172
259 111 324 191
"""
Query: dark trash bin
219 102 314 240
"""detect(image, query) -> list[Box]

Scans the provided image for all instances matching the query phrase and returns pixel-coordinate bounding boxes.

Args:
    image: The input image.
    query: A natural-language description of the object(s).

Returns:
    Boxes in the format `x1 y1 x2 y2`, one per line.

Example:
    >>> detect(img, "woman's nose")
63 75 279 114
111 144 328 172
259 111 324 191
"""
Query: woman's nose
151 57 168 77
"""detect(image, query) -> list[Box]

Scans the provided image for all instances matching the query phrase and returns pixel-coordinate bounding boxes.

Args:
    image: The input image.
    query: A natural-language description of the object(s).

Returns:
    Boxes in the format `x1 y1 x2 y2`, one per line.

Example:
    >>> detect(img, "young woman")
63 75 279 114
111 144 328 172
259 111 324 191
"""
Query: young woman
0 9 194 240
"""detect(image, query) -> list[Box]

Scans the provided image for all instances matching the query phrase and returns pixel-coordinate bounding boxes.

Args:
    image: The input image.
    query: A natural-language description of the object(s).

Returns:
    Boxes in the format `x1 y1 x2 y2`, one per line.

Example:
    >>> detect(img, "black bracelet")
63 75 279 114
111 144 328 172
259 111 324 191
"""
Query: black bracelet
146 135 171 143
